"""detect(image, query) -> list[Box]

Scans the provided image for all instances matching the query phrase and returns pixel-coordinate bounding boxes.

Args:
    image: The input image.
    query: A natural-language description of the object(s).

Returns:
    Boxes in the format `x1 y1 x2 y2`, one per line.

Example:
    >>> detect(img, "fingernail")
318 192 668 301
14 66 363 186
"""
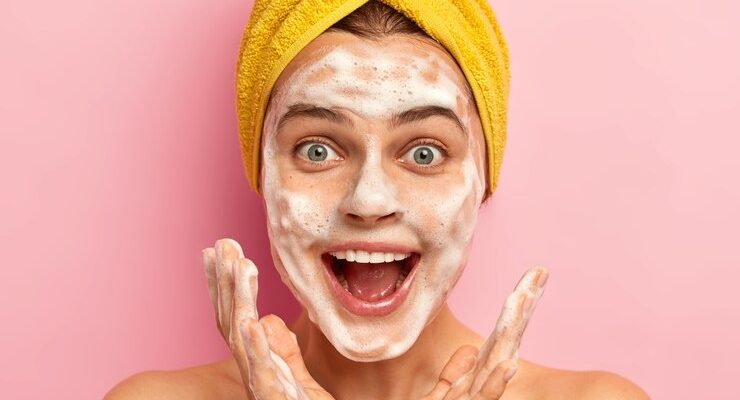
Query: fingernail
463 354 477 370
504 366 517 382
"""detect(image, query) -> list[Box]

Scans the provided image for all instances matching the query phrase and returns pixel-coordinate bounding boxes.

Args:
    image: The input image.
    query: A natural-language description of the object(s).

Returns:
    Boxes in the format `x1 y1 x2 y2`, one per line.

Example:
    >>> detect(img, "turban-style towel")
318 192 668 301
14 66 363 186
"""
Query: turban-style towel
236 0 510 196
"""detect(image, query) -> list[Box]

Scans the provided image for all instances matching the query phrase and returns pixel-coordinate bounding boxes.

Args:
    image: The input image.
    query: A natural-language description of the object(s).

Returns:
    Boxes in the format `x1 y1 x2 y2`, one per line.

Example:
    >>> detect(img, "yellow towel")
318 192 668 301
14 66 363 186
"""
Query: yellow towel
236 0 510 196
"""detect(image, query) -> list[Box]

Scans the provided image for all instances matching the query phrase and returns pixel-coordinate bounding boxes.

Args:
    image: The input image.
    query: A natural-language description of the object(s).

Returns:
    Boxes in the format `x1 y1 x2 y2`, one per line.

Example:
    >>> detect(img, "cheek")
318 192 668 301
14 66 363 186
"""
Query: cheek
264 174 339 249
408 167 482 303
262 170 339 298
274 191 331 239
408 163 481 244
262 146 353 260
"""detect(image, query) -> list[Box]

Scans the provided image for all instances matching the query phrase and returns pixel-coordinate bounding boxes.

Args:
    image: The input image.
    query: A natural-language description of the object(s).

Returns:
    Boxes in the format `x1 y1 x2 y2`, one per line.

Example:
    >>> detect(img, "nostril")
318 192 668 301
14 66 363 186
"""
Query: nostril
346 211 398 224
377 212 398 223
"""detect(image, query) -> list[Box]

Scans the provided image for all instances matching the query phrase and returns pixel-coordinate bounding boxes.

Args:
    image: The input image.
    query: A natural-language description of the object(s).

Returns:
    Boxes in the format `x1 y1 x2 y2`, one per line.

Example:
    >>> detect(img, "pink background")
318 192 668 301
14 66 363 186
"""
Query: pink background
1 0 738 398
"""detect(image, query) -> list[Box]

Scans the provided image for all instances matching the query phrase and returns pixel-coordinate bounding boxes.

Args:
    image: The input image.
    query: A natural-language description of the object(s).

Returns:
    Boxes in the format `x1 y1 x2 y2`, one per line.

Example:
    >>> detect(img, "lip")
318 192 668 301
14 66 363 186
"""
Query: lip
320 243 421 317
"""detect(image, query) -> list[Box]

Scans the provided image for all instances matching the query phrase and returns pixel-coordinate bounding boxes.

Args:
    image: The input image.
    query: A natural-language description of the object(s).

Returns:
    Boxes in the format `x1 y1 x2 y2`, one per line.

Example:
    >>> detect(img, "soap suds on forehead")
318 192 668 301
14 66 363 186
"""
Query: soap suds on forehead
281 43 464 122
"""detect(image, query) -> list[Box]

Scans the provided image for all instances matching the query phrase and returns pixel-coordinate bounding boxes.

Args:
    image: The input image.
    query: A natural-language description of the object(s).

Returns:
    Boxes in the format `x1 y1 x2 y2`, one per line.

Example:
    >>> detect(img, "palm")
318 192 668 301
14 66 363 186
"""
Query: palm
203 238 547 400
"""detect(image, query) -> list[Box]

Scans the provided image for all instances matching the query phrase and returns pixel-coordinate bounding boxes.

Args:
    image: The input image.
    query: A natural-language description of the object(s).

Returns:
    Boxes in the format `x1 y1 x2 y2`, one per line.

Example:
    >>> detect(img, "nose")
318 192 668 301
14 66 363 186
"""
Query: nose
338 157 402 225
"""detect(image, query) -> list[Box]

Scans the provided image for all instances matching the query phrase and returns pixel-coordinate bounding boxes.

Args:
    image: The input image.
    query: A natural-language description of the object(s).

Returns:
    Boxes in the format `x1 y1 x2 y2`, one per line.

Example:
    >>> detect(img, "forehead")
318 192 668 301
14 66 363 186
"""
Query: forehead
271 32 474 116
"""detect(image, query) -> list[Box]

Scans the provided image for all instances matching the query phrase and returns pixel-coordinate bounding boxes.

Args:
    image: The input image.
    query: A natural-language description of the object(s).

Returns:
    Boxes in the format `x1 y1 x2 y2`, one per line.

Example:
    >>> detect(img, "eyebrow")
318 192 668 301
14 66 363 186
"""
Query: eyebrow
276 103 466 135
390 106 466 134
277 103 354 130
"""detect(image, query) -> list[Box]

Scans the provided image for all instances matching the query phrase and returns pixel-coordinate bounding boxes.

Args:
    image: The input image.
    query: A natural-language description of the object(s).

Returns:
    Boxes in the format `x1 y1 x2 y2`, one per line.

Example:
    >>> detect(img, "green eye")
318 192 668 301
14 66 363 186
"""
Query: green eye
297 142 339 162
404 144 443 166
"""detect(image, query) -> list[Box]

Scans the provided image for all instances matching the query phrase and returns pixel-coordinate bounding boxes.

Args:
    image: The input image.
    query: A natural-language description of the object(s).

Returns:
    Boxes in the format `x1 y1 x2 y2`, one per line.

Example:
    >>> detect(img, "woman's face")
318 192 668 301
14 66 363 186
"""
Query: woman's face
260 31 487 361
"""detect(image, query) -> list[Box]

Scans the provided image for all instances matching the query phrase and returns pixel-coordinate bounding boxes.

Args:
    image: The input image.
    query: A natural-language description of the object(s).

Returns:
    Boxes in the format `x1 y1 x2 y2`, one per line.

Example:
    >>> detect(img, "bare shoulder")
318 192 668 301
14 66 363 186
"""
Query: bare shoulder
509 360 651 400
103 359 244 400
573 369 651 400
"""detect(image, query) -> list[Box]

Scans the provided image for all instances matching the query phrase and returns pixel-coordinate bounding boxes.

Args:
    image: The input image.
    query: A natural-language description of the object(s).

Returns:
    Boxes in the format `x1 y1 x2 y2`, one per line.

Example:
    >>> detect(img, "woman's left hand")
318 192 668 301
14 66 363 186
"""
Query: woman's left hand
422 267 549 400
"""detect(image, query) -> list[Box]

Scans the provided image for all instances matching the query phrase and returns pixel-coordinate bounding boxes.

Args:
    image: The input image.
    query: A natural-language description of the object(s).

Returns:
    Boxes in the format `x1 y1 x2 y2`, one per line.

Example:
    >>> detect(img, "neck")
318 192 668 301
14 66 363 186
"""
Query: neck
290 303 484 400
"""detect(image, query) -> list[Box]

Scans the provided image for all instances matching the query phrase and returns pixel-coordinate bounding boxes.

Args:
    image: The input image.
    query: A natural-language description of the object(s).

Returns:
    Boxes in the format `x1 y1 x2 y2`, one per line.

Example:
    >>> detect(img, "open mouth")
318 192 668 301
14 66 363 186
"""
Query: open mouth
320 249 420 316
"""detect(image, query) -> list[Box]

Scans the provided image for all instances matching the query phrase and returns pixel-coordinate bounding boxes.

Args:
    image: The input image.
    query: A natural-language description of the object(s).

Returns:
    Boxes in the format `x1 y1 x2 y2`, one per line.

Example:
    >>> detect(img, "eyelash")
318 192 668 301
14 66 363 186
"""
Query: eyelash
293 137 342 166
400 138 449 170
292 137 449 169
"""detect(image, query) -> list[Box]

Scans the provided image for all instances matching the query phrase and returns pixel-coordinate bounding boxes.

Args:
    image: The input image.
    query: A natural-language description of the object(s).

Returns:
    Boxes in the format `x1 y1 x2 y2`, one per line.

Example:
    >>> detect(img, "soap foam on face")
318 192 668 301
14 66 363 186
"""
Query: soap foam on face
294 47 461 120
260 38 485 361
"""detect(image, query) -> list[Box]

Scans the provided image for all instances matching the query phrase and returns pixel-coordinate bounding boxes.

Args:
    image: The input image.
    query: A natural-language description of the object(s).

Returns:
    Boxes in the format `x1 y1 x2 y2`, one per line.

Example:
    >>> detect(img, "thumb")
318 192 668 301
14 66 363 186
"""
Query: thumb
259 315 323 393
422 345 478 400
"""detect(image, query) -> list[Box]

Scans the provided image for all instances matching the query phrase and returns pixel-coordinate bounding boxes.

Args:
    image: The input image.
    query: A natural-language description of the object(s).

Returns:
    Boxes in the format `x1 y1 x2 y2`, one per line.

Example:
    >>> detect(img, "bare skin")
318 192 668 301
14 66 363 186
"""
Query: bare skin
105 32 651 400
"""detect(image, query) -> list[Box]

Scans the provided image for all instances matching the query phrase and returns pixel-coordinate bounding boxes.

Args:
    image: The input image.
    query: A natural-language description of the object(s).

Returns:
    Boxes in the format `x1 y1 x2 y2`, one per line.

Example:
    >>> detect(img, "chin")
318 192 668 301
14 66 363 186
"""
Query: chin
308 281 446 363
273 246 463 362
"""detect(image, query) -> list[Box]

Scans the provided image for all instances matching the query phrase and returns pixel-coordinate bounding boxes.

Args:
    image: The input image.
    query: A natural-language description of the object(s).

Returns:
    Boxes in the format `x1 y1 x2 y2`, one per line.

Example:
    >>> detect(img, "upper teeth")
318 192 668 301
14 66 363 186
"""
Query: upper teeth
330 250 411 263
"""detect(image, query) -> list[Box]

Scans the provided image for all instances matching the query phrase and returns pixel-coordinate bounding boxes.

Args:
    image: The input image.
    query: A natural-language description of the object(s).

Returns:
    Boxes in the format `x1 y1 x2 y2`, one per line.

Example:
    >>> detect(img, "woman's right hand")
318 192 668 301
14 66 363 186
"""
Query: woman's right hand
202 238 336 400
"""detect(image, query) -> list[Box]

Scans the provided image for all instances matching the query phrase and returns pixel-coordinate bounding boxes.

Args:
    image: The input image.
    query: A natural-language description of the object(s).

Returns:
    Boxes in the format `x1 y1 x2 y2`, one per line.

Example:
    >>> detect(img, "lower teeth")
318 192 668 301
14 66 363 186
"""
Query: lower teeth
395 271 408 289
337 270 349 291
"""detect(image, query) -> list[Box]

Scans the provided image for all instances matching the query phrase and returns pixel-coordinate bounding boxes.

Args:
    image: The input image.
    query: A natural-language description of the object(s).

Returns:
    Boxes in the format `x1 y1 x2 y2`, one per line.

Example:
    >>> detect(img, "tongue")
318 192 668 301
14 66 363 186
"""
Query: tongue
344 261 402 302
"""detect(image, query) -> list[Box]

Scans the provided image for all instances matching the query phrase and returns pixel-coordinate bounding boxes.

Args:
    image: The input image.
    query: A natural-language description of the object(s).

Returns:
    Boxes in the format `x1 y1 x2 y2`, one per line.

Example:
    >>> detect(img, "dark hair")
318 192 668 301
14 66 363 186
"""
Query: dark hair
327 1 428 38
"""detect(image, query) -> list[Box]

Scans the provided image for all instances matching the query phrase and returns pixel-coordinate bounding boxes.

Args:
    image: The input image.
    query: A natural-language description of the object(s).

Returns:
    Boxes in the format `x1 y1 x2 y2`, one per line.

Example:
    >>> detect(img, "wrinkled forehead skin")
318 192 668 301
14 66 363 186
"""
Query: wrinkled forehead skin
258 31 488 361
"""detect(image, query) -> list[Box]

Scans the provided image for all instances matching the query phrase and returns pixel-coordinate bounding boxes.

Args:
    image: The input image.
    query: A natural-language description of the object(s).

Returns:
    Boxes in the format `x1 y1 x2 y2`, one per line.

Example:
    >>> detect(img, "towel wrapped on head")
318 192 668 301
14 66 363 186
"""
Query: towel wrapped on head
236 0 510 197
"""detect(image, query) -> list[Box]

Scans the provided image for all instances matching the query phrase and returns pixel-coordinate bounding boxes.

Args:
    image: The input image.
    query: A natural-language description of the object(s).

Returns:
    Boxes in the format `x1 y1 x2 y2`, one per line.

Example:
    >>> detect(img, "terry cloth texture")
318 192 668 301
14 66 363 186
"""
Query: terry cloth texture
236 0 510 196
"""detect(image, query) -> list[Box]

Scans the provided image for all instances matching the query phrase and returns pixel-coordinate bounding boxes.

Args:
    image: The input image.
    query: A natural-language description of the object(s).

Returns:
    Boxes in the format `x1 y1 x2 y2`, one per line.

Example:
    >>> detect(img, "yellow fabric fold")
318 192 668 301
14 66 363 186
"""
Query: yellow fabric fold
236 0 510 196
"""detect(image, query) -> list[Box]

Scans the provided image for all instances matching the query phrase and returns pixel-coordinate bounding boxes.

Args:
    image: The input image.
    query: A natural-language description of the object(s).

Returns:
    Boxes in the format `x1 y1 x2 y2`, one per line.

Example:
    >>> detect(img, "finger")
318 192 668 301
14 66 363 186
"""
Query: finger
202 247 219 318
491 267 548 357
215 238 246 260
230 258 259 349
233 258 259 320
259 315 310 400
422 345 478 400
471 359 517 400
228 322 253 399
471 266 548 393
215 258 235 340
481 266 548 360
260 315 318 392
214 239 245 339
241 318 287 399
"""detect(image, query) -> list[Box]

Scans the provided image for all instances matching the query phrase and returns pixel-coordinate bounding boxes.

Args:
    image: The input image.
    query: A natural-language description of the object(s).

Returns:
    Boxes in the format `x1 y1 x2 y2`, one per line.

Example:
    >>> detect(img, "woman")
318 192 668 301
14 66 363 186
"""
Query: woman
106 1 649 399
